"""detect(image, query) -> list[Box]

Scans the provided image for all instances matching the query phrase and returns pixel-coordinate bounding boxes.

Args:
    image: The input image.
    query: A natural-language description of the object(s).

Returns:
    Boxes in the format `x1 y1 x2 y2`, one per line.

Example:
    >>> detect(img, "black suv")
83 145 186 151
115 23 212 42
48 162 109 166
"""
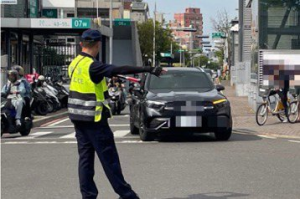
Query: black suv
129 67 232 141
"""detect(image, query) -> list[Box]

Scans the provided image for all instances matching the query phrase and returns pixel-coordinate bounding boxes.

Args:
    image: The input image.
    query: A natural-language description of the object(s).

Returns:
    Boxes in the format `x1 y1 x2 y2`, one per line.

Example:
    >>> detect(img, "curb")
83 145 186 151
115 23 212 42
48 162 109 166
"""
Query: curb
33 111 69 128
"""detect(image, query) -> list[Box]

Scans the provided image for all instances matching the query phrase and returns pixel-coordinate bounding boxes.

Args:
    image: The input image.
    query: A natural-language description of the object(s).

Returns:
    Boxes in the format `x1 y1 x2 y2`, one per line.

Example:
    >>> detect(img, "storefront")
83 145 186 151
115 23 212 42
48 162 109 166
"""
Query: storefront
247 0 300 109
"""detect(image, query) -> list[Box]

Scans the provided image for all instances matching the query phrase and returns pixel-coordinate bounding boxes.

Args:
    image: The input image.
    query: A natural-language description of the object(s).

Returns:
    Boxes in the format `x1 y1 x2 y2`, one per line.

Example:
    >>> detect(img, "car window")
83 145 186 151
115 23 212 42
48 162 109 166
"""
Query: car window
148 70 214 92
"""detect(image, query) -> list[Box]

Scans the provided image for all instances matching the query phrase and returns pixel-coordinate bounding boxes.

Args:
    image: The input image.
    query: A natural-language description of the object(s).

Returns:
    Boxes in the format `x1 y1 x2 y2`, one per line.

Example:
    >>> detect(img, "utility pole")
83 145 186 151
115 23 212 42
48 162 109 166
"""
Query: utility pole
153 1 156 67
96 0 99 18
109 0 113 64
179 37 182 67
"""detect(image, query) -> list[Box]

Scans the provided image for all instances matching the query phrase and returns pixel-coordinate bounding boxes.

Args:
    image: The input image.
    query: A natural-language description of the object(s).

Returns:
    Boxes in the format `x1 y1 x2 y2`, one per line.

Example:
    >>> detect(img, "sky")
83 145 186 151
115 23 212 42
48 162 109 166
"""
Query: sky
146 0 238 35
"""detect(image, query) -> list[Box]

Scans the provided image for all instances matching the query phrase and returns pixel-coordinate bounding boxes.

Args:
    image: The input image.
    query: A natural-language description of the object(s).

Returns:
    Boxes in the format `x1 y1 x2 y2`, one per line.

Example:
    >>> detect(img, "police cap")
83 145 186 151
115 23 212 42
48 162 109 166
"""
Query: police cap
81 29 102 42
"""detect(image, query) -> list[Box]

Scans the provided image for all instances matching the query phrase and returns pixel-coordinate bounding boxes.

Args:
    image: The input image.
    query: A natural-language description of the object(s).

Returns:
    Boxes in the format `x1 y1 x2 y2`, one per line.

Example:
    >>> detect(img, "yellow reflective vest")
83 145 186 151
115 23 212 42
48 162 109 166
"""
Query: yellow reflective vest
68 54 110 122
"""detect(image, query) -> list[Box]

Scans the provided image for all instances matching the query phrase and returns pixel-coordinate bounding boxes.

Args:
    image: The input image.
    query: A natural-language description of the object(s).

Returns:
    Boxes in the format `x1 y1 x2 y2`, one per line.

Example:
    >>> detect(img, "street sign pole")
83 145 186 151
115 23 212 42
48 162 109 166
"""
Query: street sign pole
109 0 113 64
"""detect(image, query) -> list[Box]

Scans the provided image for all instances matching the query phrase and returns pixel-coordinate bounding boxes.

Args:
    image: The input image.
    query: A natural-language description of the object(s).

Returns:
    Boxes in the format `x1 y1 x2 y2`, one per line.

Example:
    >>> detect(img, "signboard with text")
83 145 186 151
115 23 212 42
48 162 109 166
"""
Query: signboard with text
31 19 91 29
29 0 38 18
42 9 58 18
212 32 225 39
114 18 131 26
0 0 17 4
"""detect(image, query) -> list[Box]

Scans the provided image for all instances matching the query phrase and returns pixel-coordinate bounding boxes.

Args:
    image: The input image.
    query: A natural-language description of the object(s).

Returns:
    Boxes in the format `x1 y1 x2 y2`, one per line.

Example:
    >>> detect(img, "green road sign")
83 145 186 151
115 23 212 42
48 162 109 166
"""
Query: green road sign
29 0 38 18
42 9 58 18
72 19 91 29
212 32 225 39
114 18 131 26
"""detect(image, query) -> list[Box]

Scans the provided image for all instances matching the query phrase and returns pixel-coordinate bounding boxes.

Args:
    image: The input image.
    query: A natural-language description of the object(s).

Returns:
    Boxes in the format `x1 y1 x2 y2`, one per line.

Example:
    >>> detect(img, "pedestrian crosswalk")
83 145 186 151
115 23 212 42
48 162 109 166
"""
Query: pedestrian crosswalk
2 130 134 140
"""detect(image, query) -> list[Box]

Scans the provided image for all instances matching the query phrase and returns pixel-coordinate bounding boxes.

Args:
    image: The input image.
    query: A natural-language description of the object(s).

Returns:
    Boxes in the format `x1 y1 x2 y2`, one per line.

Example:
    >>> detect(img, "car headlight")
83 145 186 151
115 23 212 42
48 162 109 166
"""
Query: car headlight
145 100 166 110
213 99 228 109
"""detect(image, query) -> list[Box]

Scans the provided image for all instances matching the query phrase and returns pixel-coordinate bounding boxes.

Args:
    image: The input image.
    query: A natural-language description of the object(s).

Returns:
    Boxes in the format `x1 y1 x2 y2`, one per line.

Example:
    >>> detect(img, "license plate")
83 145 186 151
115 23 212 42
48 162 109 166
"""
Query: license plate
176 116 202 127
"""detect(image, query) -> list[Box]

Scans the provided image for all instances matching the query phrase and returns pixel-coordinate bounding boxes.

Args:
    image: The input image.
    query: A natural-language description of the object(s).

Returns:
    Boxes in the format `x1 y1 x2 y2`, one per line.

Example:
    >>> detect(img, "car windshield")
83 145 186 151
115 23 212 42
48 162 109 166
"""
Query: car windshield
148 70 214 92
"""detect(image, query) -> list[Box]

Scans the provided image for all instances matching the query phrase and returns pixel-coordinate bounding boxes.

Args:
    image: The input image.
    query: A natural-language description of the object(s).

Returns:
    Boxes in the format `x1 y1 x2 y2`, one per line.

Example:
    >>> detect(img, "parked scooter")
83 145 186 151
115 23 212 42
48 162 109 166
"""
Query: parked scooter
37 76 61 112
47 78 69 108
1 97 32 137
30 86 50 115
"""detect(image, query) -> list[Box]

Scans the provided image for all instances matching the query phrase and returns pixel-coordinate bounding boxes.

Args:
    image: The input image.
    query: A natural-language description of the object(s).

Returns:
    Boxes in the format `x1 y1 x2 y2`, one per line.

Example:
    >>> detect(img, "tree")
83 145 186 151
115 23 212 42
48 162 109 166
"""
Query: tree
210 10 232 67
214 50 224 66
137 20 179 63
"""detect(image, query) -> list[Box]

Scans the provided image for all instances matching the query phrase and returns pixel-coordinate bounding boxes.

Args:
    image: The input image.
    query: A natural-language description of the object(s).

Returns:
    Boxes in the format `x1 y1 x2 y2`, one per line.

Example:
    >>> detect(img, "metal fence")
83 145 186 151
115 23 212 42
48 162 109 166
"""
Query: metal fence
34 44 81 79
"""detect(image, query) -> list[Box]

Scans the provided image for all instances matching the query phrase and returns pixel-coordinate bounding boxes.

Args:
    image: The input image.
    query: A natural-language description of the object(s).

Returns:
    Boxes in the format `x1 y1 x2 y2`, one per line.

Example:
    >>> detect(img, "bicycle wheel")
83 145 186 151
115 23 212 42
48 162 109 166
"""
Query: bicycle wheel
256 103 268 126
287 101 299 123
276 112 287 122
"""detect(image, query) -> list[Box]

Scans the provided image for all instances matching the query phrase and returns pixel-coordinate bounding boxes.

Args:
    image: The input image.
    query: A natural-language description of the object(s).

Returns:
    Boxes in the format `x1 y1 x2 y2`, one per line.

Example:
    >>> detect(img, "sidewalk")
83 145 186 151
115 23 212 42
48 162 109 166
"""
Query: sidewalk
224 85 300 138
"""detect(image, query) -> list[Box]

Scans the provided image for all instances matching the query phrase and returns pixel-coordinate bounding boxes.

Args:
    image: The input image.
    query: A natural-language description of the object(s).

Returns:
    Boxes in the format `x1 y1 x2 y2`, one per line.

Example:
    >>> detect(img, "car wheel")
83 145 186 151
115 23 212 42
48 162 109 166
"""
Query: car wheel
139 113 154 141
214 128 232 141
130 112 139 135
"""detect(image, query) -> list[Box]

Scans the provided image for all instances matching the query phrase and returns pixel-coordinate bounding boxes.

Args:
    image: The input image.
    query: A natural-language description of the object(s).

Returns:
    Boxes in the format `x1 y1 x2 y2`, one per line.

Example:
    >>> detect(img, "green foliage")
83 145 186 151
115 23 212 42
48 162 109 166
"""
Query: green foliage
214 50 224 66
193 55 220 70
137 20 178 63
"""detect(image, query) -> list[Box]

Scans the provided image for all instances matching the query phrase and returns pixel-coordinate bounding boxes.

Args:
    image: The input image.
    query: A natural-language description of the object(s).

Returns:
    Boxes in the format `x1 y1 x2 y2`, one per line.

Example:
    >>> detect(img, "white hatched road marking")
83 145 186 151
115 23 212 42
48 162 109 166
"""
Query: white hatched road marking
257 135 277 139
48 118 69 126
113 130 130 138
288 140 300 143
60 132 76 139
16 132 53 139
2 140 158 145
37 124 130 129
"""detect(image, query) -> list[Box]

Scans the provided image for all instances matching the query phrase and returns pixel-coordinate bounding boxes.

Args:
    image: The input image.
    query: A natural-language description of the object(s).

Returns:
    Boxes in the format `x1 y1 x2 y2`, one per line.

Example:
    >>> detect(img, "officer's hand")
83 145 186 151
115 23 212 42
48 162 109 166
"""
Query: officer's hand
150 66 165 77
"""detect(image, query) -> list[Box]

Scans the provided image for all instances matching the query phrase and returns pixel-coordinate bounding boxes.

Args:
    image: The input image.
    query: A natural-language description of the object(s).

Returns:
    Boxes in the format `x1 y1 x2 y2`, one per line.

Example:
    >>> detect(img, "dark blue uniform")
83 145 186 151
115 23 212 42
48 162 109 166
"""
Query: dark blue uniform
71 29 161 199
72 51 148 199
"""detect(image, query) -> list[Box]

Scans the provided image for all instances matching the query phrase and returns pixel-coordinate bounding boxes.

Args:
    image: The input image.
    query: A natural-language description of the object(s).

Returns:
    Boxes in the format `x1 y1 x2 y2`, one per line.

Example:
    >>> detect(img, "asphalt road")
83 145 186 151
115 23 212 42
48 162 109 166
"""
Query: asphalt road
2 109 300 199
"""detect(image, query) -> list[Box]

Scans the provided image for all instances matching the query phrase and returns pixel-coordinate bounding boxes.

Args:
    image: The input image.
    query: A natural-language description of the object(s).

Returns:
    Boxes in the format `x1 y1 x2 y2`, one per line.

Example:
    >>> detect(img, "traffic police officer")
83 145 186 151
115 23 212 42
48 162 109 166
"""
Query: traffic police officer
68 29 163 199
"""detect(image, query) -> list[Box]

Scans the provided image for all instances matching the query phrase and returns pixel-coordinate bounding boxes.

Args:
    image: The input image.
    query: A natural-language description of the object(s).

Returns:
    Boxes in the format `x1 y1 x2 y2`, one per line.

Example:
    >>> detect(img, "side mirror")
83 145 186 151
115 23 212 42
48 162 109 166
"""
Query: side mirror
216 85 225 92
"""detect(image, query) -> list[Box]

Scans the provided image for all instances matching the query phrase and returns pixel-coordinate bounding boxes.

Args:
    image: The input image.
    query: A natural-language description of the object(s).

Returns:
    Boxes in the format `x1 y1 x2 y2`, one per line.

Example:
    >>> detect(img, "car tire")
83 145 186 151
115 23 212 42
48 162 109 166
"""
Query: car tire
214 128 232 141
139 113 154 141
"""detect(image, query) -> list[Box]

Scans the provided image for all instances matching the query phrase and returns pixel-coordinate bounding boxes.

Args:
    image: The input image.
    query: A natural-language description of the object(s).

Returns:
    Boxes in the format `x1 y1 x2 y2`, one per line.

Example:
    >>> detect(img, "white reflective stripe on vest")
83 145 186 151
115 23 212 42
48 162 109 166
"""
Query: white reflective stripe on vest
68 108 102 116
68 98 108 107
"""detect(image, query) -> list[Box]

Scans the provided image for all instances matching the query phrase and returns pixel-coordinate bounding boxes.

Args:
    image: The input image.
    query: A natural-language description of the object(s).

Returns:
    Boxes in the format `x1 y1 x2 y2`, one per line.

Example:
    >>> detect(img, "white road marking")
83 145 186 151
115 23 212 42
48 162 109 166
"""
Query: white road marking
257 135 277 139
60 132 76 139
16 132 53 139
4 141 29 144
288 140 300 143
1 140 158 145
110 124 130 127
234 132 248 135
48 118 69 126
114 130 130 138
110 115 129 118
37 124 130 129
